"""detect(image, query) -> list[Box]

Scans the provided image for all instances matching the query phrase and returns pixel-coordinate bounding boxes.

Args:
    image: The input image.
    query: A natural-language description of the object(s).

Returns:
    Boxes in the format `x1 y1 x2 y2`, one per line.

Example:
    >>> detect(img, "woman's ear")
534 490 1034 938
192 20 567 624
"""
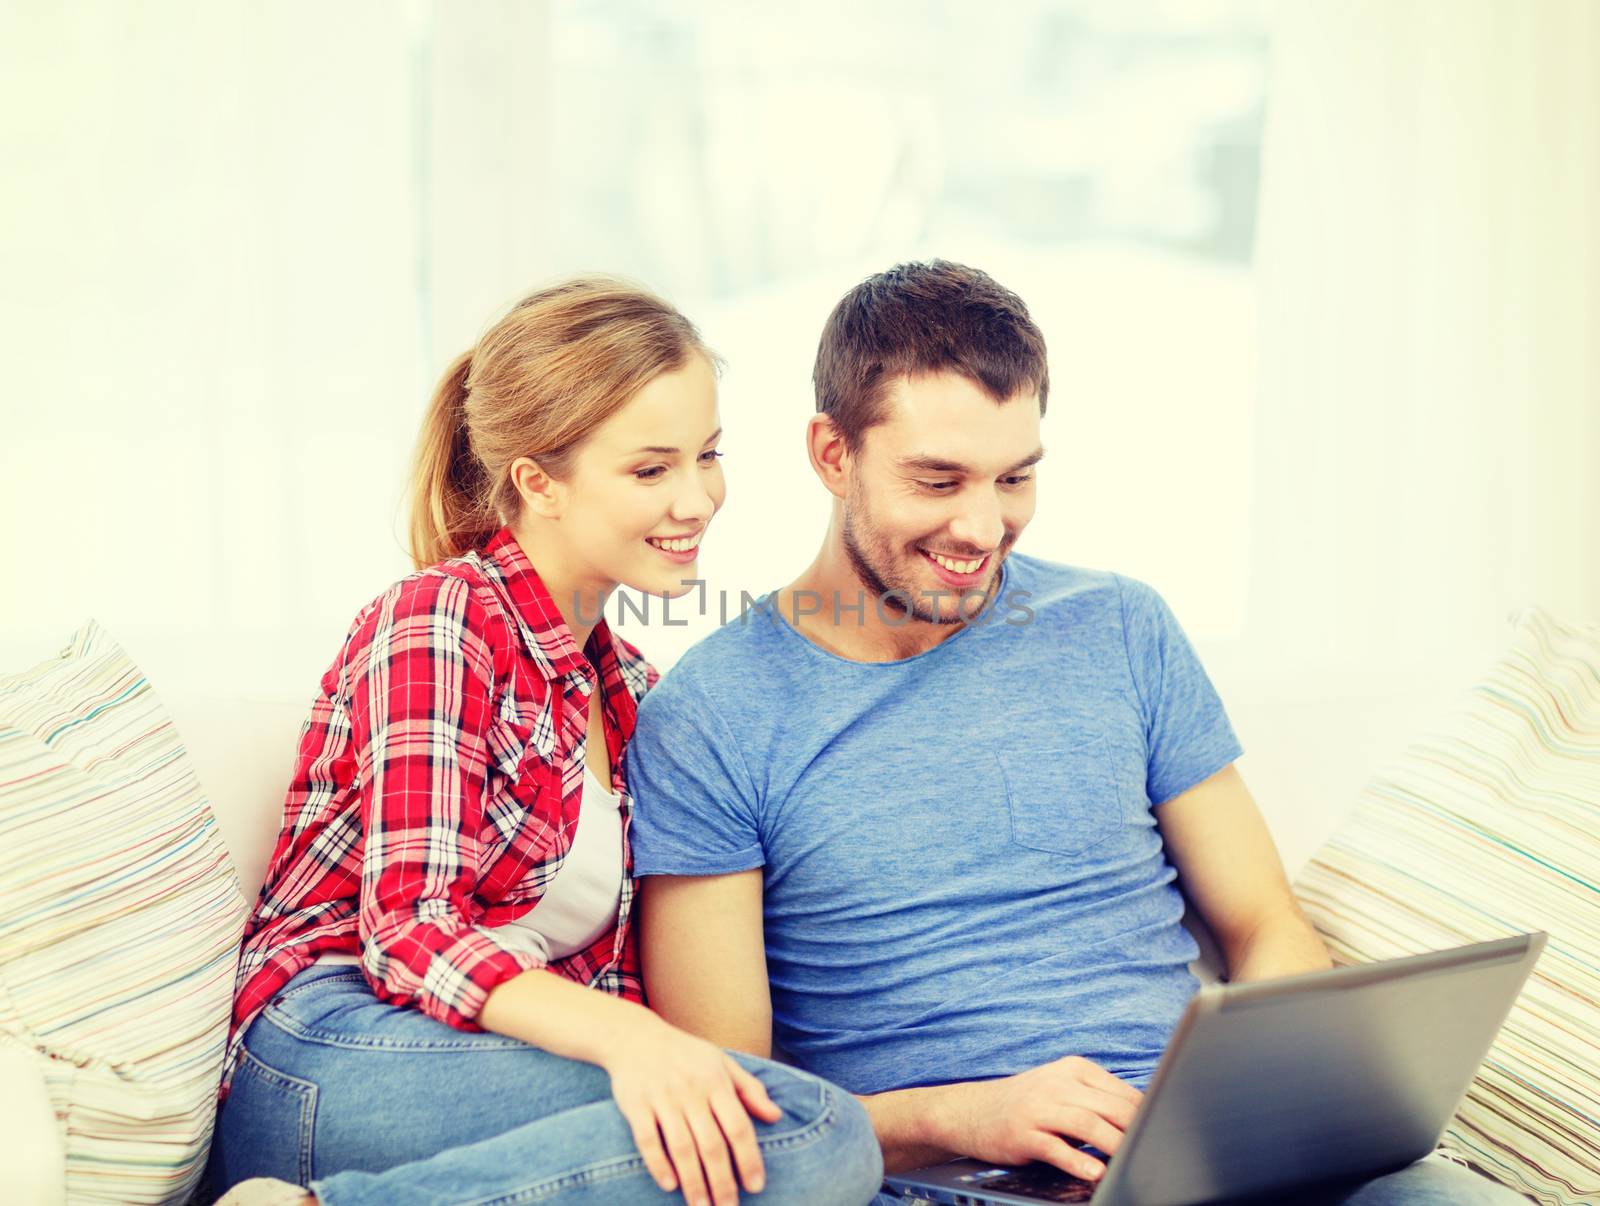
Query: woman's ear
509 455 563 520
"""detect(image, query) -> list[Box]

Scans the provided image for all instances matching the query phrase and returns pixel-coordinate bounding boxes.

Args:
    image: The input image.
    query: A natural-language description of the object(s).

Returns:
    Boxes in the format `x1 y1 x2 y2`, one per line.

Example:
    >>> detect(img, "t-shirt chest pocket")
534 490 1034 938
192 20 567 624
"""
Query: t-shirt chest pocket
996 735 1135 857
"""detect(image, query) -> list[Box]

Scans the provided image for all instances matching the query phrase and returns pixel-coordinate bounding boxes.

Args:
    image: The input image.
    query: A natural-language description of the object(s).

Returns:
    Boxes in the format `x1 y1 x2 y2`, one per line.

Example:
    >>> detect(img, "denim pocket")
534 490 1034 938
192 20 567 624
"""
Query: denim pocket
222 1046 319 1186
998 736 1127 856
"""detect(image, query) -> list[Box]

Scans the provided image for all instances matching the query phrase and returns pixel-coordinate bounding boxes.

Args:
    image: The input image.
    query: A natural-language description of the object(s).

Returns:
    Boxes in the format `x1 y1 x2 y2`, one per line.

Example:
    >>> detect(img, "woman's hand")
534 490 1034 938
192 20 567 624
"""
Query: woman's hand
601 1009 783 1206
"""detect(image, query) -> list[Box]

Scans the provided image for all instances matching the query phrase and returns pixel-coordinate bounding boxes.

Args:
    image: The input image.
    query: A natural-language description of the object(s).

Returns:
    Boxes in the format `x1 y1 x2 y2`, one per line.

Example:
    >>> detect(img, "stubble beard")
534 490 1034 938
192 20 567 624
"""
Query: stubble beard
840 491 1008 627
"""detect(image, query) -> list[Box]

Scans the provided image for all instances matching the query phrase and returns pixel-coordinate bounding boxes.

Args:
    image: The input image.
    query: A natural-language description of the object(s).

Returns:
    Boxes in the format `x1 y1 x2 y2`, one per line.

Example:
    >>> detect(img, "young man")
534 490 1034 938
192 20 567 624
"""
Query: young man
624 261 1521 1205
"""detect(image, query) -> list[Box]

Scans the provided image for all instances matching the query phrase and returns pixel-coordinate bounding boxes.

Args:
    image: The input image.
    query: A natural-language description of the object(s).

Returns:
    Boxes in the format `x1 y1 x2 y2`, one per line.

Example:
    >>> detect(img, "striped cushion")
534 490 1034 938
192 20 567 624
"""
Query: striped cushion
1294 609 1600 1205
0 621 249 1204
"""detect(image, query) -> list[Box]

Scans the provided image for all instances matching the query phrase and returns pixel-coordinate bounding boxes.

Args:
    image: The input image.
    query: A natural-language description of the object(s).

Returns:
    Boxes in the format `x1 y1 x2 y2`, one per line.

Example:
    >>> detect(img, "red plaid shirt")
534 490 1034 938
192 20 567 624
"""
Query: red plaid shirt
223 528 656 1094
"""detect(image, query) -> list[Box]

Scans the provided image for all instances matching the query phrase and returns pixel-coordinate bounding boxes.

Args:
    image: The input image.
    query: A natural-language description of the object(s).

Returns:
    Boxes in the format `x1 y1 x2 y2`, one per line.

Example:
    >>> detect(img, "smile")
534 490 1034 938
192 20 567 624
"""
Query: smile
921 549 988 576
646 534 702 554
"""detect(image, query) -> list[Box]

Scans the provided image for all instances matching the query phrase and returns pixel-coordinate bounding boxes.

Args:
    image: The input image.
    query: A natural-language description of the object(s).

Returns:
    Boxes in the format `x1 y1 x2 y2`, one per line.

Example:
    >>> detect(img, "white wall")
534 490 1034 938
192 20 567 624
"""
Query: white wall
0 2 555 700
3 1 1596 875
1230 0 1600 866
1249 0 1600 675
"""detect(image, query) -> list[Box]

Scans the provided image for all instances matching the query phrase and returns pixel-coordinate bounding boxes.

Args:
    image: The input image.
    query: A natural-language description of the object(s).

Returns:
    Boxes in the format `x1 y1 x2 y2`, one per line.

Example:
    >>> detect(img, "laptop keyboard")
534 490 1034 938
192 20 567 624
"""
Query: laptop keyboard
963 1166 1097 1202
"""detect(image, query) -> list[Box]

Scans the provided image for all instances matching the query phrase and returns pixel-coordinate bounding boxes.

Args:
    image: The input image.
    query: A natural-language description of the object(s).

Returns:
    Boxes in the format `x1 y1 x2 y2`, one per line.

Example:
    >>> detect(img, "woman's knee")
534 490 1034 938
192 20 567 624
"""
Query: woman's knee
734 1056 884 1204
817 1085 884 1201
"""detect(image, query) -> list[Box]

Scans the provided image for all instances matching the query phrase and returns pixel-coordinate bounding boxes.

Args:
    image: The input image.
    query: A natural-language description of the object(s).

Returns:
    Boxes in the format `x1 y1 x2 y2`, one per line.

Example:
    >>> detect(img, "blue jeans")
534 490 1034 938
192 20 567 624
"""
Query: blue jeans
874 1152 1525 1205
211 964 883 1206
1286 1154 1528 1203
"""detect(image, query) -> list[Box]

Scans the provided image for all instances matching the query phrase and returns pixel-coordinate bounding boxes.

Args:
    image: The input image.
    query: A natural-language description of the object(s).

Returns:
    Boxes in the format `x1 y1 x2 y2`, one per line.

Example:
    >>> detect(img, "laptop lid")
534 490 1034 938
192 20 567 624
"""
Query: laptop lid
887 933 1545 1206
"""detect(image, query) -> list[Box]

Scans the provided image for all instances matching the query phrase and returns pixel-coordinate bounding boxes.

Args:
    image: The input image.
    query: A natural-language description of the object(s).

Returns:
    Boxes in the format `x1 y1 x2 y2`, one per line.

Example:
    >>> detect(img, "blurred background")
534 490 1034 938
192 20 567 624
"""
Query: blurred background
3 0 1597 867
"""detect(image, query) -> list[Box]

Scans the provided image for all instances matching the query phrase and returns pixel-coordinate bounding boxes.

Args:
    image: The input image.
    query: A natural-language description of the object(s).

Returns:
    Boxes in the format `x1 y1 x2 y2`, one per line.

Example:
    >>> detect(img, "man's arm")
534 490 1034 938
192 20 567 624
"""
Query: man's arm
1155 763 1333 982
639 872 948 1169
639 873 1139 1182
638 871 773 1057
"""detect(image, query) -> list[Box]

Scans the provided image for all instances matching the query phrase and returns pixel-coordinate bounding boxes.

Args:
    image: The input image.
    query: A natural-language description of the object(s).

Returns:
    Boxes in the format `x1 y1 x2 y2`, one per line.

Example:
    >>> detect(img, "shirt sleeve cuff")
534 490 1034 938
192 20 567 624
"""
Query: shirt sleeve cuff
1149 743 1244 807
417 926 550 1028
631 843 766 878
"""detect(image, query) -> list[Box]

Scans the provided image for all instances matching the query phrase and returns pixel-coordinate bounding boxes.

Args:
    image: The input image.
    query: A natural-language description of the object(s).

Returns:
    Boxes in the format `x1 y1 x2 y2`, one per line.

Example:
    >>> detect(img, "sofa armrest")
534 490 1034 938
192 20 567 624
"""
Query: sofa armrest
0 1046 66 1205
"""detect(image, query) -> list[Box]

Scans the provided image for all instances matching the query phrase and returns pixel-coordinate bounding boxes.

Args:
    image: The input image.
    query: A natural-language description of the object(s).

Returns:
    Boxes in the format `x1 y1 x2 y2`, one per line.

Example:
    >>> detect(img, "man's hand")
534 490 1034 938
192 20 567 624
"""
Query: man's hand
925 1056 1143 1182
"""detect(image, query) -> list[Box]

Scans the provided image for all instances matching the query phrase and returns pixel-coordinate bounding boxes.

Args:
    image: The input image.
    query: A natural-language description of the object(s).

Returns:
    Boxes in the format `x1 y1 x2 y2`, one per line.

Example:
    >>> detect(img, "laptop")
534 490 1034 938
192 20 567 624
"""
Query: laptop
884 932 1544 1206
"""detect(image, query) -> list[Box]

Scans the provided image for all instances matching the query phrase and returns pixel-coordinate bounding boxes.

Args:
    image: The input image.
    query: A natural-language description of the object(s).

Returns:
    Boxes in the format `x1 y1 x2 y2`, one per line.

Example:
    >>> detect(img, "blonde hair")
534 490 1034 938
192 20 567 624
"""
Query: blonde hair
408 277 715 568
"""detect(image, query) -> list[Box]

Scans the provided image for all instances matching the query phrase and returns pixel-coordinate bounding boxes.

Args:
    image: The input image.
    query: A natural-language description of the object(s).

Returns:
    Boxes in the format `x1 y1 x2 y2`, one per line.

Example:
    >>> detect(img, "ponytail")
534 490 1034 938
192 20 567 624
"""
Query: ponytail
407 349 497 569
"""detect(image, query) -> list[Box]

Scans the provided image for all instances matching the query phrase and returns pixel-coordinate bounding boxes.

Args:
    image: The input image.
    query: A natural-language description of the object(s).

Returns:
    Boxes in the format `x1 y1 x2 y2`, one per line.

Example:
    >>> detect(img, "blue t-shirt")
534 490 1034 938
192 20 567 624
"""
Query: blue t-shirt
625 555 1242 1096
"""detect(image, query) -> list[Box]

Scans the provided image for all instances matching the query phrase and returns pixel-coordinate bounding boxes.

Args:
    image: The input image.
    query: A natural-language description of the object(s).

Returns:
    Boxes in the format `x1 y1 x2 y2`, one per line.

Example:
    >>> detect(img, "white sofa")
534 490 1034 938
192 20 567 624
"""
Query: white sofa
3 622 1566 1205
0 641 314 1206
162 655 1474 925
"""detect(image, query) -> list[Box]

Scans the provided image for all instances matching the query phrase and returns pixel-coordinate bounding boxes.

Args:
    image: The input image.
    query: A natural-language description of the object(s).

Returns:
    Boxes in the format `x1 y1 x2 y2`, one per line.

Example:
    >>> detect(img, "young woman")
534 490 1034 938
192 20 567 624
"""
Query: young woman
209 279 883 1206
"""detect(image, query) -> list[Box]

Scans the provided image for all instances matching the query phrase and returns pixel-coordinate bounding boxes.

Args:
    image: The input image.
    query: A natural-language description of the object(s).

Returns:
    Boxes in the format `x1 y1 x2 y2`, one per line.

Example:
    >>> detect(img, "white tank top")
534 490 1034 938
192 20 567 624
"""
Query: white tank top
317 765 624 970
496 765 624 961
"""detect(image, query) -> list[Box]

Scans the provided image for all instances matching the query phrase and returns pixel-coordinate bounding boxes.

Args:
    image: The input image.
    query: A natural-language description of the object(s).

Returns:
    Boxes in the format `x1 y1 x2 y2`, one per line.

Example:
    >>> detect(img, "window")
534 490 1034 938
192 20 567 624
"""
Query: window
546 0 1270 662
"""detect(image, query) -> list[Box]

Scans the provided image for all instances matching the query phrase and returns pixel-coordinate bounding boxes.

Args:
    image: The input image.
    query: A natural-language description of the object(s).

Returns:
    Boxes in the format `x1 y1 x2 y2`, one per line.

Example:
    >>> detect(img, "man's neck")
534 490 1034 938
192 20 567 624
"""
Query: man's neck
778 537 968 664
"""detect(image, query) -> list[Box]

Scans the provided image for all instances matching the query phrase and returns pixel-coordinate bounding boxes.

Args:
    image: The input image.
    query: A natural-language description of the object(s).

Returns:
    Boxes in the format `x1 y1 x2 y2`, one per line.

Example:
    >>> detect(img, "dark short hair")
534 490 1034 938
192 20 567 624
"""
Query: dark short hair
812 259 1049 448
